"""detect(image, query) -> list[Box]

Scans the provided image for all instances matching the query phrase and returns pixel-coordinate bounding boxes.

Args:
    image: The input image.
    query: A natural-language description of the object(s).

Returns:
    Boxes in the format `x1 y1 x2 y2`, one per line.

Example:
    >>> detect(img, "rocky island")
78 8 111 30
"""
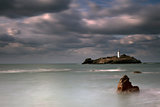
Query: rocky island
82 54 141 64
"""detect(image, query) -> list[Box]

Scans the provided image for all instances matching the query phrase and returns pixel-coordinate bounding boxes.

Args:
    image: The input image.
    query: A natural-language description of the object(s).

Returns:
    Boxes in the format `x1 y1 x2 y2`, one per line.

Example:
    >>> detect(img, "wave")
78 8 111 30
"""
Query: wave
135 88 160 105
90 68 126 72
146 89 160 95
143 72 160 74
0 68 71 73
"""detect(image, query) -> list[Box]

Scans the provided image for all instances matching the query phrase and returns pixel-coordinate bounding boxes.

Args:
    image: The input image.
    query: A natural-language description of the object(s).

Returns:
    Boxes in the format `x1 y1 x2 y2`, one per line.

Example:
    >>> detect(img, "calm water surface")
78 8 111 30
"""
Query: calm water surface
0 64 159 107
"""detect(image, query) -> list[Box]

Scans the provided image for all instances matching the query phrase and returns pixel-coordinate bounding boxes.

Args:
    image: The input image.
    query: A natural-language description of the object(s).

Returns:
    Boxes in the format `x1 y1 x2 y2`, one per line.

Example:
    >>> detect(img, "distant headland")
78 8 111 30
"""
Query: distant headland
82 50 141 64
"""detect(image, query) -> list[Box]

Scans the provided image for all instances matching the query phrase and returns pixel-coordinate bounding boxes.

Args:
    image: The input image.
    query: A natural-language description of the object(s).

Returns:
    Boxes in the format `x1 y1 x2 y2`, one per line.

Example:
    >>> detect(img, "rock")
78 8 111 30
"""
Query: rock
82 54 141 64
82 58 93 64
133 71 142 74
117 75 140 94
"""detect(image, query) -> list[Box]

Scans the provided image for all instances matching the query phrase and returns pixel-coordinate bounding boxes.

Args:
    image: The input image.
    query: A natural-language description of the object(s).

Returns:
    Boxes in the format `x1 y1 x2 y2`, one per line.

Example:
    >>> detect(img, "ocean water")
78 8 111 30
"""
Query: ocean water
0 63 160 107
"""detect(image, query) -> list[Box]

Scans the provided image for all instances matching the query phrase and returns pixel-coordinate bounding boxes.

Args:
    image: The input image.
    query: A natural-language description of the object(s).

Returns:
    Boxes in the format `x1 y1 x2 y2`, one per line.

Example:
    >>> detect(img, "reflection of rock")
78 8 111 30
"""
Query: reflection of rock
117 75 140 94
133 71 142 74
82 54 141 64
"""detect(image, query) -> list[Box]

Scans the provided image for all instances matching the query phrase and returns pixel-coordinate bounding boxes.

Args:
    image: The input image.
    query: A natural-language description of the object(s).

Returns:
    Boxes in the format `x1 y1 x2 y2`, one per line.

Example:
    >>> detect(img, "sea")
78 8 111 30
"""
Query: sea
0 63 160 107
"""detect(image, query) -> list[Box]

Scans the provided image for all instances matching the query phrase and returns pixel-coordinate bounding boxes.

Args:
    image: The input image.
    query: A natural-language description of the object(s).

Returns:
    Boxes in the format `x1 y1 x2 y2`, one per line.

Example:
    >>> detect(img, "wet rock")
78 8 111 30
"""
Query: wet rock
133 71 142 74
117 75 140 94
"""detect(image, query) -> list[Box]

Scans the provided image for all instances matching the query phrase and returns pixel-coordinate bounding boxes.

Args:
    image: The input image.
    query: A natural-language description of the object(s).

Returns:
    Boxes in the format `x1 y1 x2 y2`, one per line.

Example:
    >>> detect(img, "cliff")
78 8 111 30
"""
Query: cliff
82 54 141 64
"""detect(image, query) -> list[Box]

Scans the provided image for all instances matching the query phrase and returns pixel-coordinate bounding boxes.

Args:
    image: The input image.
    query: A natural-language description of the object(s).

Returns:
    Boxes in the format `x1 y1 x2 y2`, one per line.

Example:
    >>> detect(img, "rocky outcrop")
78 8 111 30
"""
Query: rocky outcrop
133 71 142 74
117 75 140 94
82 54 141 64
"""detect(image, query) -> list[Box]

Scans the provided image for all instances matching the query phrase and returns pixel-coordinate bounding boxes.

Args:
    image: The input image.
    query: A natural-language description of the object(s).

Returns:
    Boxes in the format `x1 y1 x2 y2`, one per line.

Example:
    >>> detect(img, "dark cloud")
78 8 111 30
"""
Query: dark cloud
0 34 15 42
0 0 71 18
0 34 16 47
83 0 160 34
32 10 87 35
27 0 160 36
0 0 160 63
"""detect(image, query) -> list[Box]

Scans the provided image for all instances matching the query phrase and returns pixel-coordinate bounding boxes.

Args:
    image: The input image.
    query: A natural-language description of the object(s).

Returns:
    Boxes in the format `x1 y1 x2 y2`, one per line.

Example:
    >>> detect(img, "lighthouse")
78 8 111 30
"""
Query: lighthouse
117 50 120 58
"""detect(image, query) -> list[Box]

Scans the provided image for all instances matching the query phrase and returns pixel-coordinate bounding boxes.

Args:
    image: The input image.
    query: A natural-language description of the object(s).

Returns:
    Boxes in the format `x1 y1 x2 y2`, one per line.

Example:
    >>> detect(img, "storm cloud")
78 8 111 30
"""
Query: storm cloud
0 0 71 18
0 0 160 63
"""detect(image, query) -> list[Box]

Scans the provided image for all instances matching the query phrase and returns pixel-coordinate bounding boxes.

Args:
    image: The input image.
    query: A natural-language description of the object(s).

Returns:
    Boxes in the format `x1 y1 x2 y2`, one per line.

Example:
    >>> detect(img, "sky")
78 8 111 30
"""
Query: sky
0 0 160 63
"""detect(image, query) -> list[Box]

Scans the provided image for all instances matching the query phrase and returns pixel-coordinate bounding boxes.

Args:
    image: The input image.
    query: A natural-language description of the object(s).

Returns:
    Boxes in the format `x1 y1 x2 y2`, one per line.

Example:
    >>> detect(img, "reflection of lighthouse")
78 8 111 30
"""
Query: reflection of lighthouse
117 50 120 58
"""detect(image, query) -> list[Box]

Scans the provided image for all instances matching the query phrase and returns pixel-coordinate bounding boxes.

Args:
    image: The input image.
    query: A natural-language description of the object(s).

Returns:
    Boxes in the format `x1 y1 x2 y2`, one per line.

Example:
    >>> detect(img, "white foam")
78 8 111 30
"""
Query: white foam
90 68 126 72
0 68 71 73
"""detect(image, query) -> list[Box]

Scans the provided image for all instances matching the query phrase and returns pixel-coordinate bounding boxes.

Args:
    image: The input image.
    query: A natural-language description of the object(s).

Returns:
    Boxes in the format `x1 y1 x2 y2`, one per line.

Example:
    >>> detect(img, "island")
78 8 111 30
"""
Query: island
82 51 141 64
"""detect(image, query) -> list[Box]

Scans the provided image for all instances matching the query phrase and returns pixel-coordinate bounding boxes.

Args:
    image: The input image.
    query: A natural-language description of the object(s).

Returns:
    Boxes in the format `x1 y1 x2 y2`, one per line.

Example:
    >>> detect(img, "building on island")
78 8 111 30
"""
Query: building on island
117 50 120 58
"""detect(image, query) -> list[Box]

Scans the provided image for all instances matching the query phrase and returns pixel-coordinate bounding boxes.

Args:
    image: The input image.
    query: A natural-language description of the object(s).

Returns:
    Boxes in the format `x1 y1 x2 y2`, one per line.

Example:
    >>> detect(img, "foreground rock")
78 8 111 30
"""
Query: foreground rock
82 54 141 64
117 75 140 94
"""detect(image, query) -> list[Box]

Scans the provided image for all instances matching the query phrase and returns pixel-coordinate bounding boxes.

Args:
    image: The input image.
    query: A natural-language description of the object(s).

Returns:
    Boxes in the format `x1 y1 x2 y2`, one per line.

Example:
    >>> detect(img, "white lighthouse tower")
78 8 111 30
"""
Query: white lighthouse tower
117 50 120 58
